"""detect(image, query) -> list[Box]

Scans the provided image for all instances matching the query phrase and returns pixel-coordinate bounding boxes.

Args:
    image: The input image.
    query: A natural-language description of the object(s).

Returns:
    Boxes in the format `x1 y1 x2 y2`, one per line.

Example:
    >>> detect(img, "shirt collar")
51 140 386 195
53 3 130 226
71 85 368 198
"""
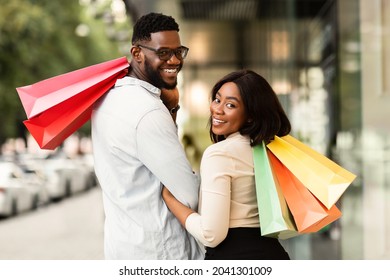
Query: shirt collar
115 76 161 96
226 132 251 142
226 132 242 139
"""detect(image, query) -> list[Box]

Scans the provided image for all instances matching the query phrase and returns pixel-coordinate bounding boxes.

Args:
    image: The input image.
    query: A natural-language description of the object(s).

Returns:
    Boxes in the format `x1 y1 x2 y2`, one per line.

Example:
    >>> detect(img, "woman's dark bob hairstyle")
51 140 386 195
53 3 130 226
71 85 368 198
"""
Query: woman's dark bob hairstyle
209 69 291 146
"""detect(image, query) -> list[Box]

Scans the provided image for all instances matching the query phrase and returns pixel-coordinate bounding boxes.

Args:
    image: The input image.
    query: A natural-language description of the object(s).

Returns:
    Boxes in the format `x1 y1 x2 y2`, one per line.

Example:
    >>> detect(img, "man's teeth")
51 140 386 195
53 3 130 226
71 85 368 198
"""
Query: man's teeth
164 69 177 73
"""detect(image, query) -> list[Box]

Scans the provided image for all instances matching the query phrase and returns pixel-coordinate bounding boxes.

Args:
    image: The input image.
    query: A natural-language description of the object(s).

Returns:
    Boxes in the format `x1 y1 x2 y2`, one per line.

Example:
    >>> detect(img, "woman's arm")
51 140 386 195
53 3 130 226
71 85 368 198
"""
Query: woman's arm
162 148 232 248
162 186 195 227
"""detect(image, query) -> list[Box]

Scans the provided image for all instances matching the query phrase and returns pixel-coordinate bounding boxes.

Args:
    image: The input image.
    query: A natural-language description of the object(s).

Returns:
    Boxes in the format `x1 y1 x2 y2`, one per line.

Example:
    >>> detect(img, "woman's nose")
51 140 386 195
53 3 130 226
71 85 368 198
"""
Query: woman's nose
211 103 223 114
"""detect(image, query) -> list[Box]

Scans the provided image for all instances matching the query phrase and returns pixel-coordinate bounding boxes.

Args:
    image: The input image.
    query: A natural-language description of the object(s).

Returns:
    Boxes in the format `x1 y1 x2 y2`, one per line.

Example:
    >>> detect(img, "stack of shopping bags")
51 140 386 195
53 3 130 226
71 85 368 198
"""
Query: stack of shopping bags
253 135 356 239
16 57 129 150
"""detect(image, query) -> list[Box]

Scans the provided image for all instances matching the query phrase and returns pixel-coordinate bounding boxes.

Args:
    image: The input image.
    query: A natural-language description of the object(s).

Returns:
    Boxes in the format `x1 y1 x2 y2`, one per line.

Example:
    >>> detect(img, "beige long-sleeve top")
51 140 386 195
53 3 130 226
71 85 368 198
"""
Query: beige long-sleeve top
185 132 260 248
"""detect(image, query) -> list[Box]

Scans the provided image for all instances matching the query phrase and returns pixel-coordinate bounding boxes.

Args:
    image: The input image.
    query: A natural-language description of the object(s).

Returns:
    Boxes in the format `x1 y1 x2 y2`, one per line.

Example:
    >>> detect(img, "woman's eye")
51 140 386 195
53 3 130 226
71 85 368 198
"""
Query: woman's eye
214 98 220 103
227 103 235 108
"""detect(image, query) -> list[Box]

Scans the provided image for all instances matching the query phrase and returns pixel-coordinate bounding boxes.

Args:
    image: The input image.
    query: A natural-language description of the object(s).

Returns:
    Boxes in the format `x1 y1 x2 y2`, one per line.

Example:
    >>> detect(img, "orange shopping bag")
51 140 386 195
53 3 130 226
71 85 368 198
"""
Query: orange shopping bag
16 57 129 149
267 135 356 209
268 151 342 233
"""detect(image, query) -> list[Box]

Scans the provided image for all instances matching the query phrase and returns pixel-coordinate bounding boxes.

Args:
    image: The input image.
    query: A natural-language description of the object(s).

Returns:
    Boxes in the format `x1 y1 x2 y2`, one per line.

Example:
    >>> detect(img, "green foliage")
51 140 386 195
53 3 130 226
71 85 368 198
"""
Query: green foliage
0 0 131 144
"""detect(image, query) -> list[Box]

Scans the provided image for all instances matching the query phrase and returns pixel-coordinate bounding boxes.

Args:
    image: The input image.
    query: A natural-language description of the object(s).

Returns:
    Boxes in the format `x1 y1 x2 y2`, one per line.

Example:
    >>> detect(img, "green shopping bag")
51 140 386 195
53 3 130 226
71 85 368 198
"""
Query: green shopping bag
253 142 300 239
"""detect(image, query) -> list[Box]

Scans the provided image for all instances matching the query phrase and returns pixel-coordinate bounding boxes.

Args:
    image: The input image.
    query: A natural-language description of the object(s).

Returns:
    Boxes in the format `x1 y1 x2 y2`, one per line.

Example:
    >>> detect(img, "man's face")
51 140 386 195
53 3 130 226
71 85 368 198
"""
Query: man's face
140 31 184 90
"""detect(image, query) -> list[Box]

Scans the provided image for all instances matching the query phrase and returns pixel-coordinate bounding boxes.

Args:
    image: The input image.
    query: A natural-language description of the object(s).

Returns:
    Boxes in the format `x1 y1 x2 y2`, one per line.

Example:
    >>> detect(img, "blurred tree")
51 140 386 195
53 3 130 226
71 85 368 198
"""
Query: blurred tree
0 0 132 148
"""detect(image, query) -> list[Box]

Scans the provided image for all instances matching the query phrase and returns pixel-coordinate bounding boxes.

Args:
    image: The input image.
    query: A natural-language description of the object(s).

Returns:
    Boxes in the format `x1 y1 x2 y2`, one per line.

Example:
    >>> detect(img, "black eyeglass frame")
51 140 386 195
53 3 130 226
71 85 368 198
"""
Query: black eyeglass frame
137 44 189 61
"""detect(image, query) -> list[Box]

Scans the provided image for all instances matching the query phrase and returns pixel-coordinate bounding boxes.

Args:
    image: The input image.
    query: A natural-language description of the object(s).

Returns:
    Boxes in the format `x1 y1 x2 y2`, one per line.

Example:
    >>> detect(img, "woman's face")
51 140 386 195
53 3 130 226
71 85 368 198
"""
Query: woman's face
210 82 247 138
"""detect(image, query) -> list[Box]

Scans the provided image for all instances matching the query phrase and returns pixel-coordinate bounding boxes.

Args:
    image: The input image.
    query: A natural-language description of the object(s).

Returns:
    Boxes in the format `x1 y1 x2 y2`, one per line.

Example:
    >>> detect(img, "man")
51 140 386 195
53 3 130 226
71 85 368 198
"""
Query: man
91 13 204 260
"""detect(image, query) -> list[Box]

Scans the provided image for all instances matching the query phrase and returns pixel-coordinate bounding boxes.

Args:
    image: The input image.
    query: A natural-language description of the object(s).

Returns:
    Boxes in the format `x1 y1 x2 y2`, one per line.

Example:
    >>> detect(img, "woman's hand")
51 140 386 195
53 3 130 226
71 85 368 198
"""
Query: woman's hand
162 186 195 227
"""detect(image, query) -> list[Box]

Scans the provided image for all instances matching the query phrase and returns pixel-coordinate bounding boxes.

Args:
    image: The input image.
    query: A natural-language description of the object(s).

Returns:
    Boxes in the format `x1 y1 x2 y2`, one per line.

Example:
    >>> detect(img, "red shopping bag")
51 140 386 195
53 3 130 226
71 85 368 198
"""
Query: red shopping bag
268 150 342 233
16 57 129 150
17 57 129 119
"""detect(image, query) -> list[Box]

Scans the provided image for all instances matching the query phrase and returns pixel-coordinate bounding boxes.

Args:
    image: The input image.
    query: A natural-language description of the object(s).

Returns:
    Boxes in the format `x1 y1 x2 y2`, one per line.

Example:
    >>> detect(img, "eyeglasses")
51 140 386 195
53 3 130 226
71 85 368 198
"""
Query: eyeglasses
137 45 189 61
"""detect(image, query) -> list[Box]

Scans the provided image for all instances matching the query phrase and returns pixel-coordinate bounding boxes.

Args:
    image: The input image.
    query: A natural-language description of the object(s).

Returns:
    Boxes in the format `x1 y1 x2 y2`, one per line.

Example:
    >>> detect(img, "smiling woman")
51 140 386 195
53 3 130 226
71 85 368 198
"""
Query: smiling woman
162 69 292 260
210 82 247 138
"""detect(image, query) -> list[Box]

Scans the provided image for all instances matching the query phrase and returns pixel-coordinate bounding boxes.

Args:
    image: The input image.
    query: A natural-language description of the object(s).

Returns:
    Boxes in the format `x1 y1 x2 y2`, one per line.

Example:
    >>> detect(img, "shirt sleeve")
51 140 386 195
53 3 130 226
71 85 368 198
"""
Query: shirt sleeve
185 147 232 247
136 108 200 209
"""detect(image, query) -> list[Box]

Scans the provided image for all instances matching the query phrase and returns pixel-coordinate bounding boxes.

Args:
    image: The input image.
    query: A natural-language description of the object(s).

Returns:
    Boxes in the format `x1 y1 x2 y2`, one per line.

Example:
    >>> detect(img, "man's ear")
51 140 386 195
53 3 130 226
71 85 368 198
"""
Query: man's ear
130 46 143 62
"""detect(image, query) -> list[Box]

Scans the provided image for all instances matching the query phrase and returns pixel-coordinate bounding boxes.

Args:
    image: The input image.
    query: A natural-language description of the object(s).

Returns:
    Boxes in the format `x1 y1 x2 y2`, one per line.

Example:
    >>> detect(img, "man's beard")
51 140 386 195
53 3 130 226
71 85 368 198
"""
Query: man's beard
144 59 178 90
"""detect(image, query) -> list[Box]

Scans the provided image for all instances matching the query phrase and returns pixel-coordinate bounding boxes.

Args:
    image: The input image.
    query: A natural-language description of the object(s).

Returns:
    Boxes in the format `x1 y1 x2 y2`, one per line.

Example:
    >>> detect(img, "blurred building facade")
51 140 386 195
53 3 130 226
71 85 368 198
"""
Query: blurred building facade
125 0 390 259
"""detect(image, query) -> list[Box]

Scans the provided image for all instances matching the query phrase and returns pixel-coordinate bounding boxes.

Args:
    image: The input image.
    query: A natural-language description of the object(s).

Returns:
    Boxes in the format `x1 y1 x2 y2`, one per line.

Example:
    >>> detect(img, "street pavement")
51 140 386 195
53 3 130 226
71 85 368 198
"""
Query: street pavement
0 187 104 260
0 185 342 260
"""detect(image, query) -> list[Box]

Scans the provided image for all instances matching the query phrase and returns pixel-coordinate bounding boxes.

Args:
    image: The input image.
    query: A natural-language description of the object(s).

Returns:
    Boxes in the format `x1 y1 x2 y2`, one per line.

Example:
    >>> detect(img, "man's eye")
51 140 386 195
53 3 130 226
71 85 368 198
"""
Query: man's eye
158 50 170 56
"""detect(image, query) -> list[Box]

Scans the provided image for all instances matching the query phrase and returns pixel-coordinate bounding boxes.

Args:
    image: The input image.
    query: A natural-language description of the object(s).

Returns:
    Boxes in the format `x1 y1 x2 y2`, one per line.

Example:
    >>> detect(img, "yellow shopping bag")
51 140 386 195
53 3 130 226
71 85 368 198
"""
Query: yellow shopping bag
267 135 356 209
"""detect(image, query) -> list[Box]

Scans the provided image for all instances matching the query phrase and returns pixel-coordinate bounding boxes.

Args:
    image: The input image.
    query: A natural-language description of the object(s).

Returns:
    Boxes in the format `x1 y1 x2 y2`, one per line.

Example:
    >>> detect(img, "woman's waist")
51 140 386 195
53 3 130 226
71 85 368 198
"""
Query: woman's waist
229 217 259 228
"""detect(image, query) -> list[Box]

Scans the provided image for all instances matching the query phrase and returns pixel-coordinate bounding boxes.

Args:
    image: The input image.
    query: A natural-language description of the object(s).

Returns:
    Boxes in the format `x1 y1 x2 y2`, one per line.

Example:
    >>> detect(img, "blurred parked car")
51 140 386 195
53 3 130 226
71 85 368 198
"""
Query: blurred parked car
0 161 42 217
20 152 97 202
47 157 94 199
20 165 51 206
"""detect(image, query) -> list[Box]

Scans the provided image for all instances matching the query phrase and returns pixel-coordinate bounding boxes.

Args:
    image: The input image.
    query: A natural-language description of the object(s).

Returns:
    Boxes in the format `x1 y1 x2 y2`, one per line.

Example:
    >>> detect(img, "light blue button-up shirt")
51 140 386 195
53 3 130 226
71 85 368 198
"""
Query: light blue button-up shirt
91 76 204 259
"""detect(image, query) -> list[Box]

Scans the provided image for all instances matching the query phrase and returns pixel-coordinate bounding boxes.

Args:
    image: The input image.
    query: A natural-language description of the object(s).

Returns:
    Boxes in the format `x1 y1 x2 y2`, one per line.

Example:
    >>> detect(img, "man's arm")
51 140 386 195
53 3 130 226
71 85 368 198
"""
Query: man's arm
136 108 199 209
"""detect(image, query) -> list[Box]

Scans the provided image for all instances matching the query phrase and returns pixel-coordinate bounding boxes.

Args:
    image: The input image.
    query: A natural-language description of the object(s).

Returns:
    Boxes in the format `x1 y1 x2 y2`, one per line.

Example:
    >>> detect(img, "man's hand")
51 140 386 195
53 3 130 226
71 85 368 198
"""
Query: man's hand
161 87 180 122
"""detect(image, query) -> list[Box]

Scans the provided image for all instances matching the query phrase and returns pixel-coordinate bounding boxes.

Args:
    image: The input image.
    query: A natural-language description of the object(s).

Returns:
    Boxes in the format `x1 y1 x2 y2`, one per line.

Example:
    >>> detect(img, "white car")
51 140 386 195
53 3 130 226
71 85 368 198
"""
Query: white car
0 161 40 217
30 155 95 201
20 164 51 207
44 158 91 198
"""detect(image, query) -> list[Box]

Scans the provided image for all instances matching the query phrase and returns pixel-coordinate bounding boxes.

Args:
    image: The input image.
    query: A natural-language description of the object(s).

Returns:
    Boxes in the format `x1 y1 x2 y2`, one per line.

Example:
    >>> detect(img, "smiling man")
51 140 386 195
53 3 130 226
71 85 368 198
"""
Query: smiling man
91 13 203 260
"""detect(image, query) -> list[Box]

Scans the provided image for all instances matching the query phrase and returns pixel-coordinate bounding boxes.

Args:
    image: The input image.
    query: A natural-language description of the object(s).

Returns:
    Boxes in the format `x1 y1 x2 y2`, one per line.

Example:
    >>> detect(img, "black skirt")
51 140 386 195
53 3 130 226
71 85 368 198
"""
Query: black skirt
205 227 290 260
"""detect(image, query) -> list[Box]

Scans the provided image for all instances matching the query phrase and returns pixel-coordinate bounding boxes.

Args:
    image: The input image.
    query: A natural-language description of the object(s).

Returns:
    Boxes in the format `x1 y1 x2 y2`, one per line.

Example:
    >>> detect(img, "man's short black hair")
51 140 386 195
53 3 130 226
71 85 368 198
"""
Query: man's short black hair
132 12 179 44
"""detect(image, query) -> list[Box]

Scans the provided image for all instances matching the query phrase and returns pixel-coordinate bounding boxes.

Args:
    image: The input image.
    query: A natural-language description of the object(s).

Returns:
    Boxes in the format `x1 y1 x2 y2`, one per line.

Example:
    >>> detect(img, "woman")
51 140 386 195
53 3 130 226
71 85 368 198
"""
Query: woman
162 69 291 260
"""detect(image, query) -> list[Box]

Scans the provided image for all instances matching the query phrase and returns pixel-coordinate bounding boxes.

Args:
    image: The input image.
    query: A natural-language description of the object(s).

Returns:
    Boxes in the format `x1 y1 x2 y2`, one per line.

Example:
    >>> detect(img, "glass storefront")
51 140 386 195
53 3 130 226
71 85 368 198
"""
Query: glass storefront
132 0 390 259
